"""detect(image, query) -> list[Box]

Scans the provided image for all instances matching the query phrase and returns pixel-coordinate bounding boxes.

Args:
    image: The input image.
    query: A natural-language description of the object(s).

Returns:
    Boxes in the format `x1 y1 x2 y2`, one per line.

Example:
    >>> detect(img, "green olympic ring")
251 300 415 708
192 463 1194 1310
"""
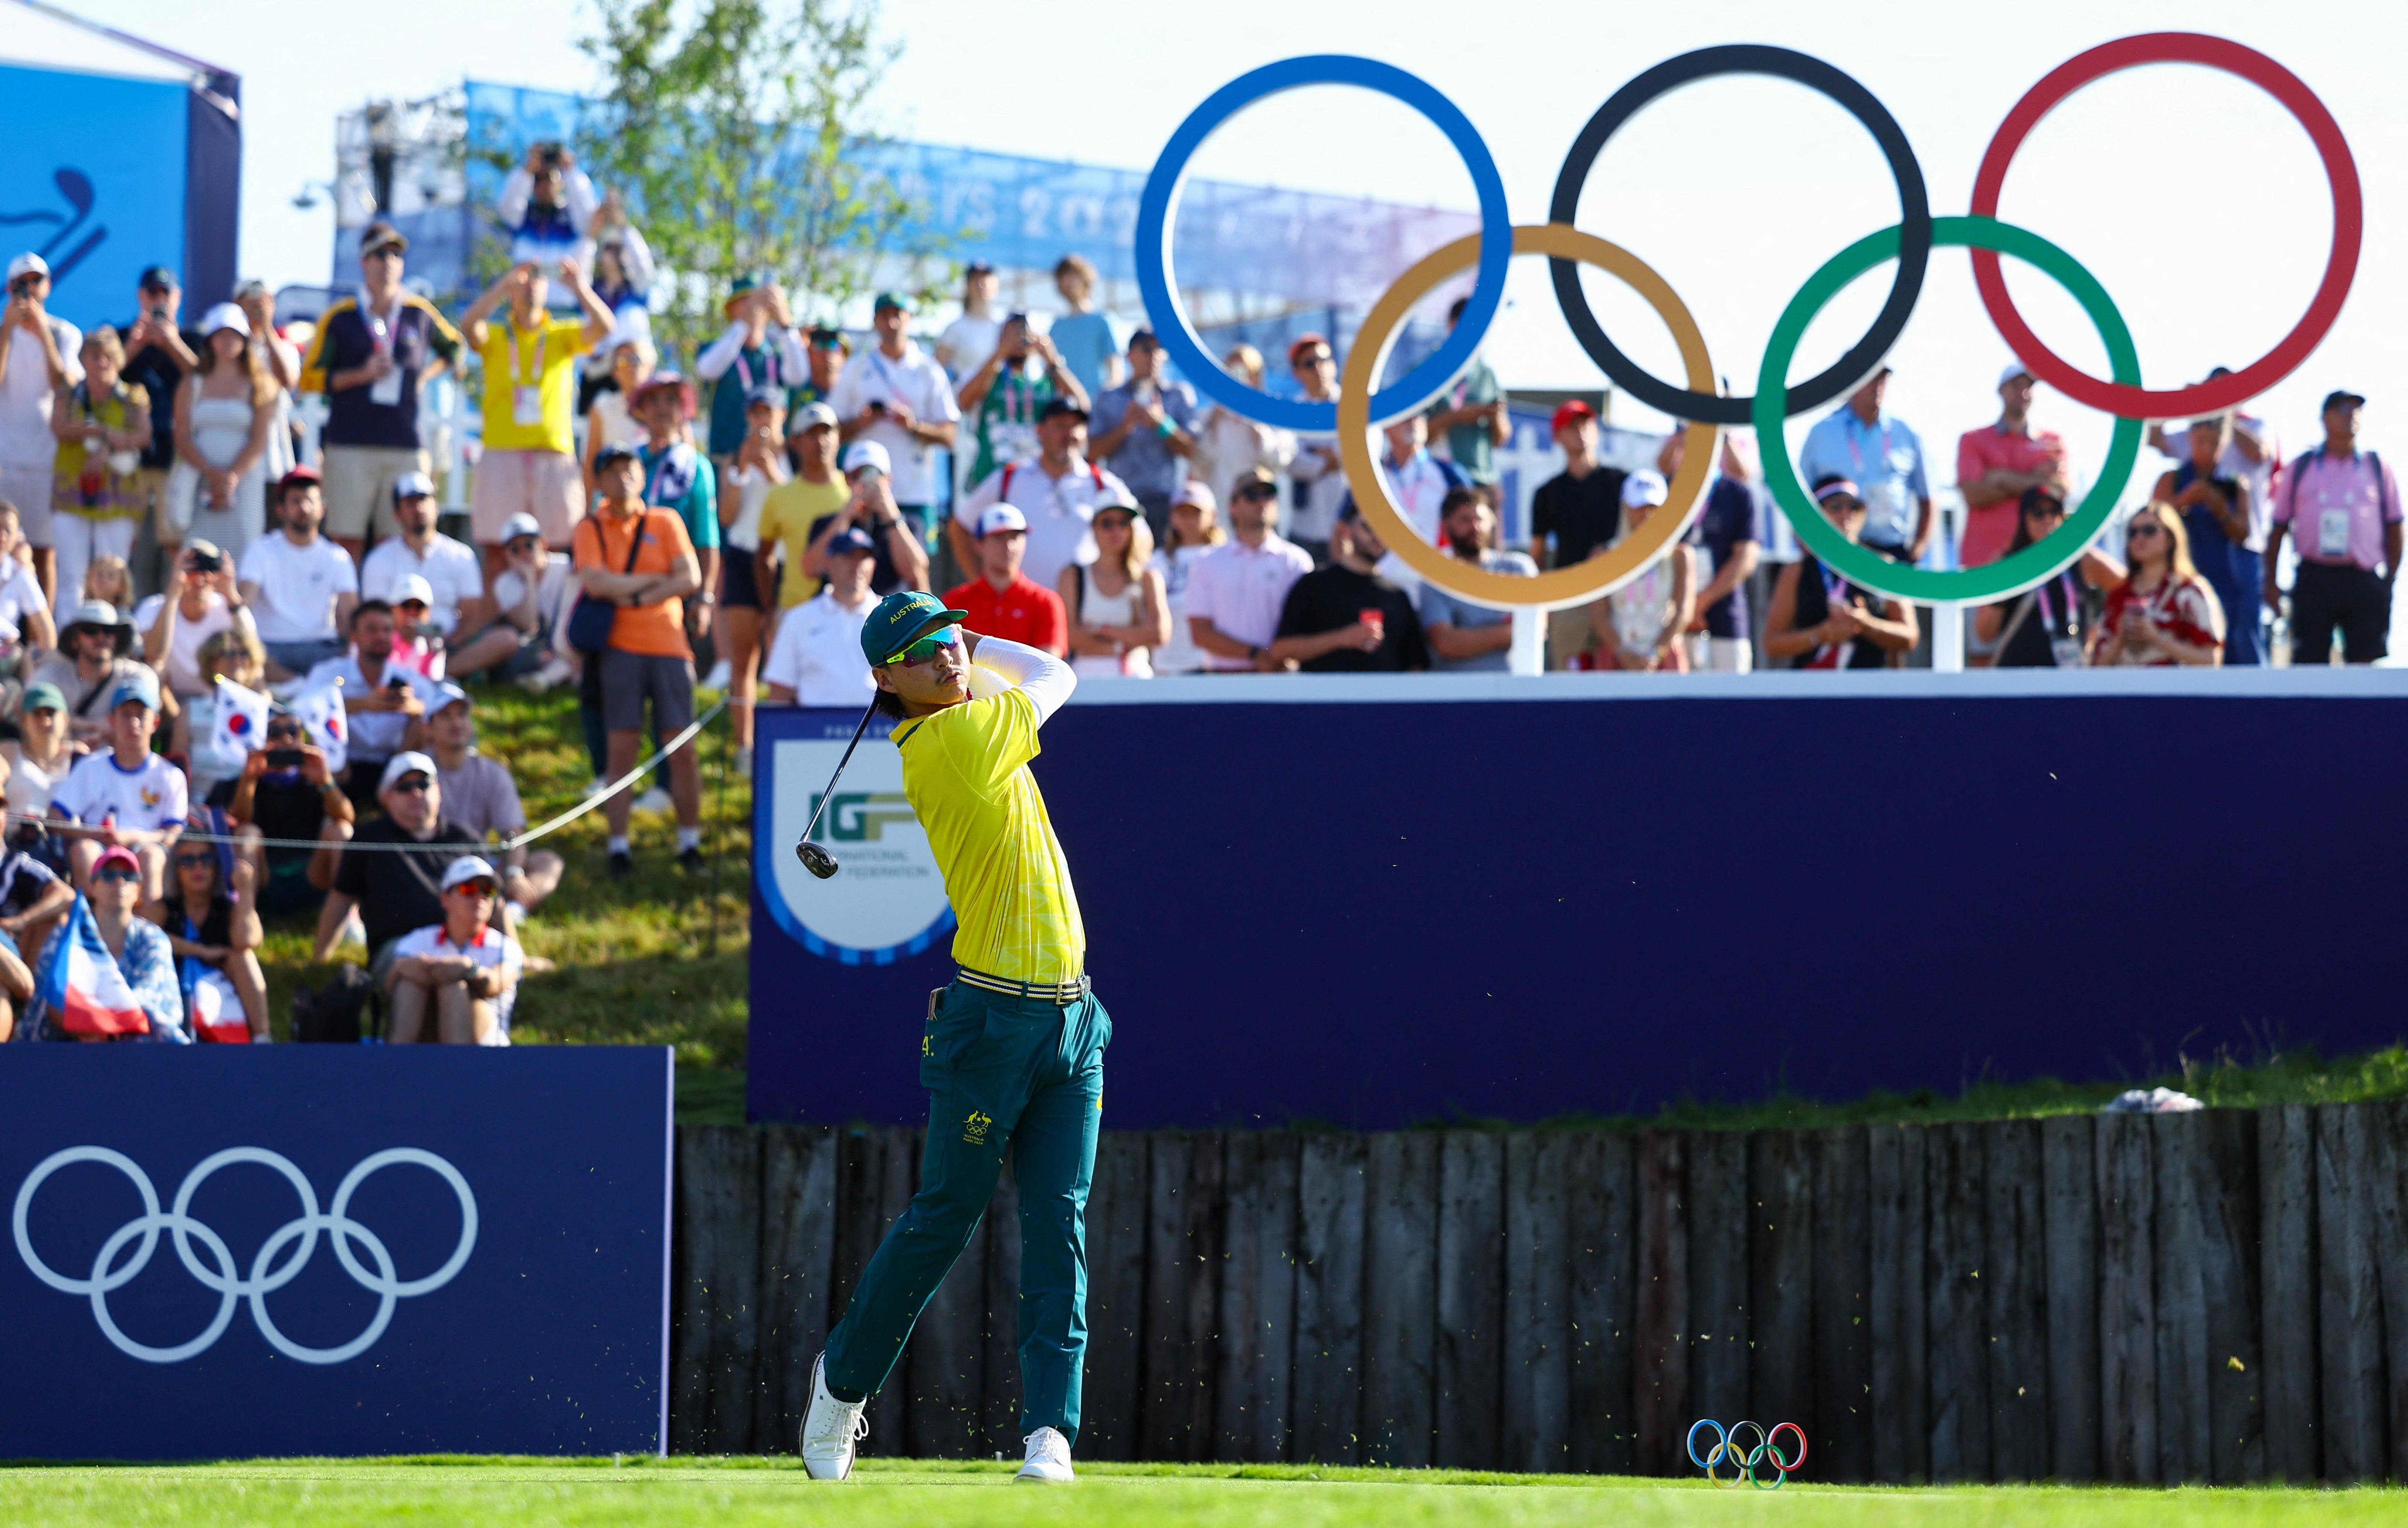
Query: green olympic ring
1753 214 2143 605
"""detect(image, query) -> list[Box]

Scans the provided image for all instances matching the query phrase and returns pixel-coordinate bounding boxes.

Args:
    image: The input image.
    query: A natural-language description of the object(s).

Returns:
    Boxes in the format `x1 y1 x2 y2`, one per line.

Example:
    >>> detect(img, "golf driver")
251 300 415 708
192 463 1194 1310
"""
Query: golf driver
793 697 880 879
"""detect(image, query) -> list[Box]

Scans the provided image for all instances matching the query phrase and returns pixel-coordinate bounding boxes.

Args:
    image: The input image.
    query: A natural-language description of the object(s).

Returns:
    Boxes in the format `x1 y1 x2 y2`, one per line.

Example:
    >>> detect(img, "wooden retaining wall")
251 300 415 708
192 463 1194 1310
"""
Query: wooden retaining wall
669 1103 2408 1480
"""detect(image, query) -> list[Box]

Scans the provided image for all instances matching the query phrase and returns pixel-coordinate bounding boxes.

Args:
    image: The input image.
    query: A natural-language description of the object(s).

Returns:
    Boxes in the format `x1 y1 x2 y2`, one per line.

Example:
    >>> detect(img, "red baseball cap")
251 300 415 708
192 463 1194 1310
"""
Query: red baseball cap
1550 399 1596 437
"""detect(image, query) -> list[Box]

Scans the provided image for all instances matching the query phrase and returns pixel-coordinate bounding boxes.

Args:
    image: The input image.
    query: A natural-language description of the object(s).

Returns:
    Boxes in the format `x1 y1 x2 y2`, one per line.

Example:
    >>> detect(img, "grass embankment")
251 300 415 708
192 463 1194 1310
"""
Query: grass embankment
0 1458 2400 1528
254 686 2406 1133
252 684 751 1116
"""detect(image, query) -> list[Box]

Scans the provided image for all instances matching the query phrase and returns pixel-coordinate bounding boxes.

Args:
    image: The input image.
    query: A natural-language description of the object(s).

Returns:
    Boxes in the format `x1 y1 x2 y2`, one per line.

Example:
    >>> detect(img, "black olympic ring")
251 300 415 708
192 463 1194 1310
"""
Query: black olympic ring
1547 44 1933 427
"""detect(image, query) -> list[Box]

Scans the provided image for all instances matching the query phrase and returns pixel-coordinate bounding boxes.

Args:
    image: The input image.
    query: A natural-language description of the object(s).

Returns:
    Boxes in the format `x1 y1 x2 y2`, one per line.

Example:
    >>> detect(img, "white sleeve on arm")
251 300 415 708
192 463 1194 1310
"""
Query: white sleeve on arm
692 321 748 381
497 167 532 228
973 636 1076 726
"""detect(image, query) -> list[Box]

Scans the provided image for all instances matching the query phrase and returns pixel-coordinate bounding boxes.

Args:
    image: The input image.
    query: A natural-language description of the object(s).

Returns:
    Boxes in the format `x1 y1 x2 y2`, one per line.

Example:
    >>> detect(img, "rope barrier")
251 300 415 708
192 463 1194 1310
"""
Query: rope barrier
6 695 730 853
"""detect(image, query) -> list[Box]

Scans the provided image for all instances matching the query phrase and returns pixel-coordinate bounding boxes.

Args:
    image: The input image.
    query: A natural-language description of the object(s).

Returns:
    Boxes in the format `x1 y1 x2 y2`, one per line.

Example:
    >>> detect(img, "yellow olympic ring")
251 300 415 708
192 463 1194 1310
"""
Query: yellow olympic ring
1337 222 1719 613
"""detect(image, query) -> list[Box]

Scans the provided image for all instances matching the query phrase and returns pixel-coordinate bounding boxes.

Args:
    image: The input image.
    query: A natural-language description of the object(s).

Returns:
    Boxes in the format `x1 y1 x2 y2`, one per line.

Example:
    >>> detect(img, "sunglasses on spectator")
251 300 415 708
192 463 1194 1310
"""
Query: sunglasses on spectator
173 853 214 869
2127 523 2164 540
506 535 540 552
448 880 498 899
1296 349 1333 366
389 776 432 794
93 867 140 884
267 724 303 740
884 629 962 666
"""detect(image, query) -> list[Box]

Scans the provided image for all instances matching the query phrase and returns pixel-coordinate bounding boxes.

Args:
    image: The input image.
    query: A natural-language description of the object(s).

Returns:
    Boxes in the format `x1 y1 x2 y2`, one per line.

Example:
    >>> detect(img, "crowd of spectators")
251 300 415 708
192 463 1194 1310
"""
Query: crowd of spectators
3 177 2397 1048
0 225 586 1046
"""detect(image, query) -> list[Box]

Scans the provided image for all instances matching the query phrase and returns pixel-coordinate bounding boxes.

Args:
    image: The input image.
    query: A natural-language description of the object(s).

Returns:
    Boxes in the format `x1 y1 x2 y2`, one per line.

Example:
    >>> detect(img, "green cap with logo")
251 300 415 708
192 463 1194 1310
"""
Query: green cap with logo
860 590 967 667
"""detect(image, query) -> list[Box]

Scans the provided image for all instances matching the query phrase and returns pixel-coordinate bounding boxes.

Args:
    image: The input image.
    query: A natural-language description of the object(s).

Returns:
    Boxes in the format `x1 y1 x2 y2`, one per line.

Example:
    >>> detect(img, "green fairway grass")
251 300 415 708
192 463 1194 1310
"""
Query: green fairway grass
0 1458 2397 1528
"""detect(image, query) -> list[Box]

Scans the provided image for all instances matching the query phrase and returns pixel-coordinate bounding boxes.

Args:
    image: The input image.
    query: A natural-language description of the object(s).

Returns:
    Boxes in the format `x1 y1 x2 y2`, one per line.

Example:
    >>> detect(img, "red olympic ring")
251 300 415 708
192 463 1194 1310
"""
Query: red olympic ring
1969 32 2360 420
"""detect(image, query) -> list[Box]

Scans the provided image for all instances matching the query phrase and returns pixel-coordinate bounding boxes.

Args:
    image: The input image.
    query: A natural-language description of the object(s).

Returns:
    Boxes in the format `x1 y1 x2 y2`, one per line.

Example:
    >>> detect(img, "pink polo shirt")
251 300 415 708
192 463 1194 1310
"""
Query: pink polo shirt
1184 533 1315 670
1955 423 2065 568
2276 449 2402 571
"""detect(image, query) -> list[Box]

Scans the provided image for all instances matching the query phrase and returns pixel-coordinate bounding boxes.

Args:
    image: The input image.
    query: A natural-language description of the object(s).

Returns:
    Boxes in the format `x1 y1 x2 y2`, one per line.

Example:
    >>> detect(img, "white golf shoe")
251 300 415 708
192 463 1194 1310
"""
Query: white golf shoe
798 1353 867 1480
1015 1426 1074 1483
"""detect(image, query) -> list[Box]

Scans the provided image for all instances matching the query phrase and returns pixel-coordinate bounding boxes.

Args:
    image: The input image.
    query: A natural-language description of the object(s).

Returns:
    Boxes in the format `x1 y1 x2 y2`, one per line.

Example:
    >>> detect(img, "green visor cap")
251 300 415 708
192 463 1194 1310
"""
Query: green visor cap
861 590 968 666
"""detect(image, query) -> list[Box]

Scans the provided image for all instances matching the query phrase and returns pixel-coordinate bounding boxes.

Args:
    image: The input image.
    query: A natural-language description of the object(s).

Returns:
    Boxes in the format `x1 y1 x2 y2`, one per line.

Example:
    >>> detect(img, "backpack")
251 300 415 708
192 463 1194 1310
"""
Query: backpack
290 962 373 1043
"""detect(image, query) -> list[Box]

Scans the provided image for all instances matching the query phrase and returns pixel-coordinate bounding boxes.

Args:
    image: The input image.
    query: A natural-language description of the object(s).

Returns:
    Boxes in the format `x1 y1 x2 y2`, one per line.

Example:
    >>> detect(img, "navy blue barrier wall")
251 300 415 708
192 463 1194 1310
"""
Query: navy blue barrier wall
750 670 2408 1129
0 1047 670 1460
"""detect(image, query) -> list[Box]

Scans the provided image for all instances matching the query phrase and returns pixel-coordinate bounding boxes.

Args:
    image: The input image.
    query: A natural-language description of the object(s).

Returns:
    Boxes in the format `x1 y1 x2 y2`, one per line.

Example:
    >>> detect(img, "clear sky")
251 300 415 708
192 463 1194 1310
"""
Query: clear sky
57 0 2408 486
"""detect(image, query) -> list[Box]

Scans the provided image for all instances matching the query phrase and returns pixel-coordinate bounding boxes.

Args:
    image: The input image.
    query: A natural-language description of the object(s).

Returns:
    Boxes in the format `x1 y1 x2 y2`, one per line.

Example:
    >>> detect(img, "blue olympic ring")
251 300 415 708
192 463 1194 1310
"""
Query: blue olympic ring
1687 1418 1808 1489
1134 54 1511 433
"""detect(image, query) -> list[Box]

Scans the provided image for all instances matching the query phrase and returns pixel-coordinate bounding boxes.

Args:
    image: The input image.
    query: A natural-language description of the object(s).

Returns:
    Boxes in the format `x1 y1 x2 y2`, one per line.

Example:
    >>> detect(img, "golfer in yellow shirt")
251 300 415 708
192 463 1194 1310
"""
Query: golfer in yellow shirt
800 589 1104 1486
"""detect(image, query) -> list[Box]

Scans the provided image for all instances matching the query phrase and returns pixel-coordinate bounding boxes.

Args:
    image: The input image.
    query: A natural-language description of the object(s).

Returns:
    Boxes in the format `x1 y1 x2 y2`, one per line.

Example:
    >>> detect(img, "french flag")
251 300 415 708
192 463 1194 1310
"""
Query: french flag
37 894 150 1038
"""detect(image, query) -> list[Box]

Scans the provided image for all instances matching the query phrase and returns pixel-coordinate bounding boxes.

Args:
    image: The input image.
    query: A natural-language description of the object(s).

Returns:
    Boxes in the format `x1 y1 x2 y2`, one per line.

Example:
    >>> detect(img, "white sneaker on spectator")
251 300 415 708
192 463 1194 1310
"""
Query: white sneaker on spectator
518 656 574 695
337 909 366 951
732 746 753 777
1016 1426 1073 1483
700 658 731 691
798 1352 866 1480
585 777 610 800
634 786 674 814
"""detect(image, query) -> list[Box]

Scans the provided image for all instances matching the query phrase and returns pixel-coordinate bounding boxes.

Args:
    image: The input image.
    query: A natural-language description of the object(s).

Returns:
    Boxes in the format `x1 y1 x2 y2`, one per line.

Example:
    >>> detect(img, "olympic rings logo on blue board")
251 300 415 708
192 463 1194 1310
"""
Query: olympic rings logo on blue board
13 1145 477 1365
1136 37 2360 610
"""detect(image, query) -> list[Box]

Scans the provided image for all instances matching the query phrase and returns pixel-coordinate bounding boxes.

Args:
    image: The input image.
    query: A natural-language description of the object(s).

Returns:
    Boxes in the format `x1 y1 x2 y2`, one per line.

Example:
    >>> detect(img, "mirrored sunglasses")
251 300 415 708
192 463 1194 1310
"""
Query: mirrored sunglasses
884 629 962 667
93 866 140 884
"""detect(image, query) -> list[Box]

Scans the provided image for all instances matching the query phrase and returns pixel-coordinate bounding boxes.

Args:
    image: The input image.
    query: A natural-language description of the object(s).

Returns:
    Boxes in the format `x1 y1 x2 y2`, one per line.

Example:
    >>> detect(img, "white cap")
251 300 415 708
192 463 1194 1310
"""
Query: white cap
1999 361 2034 389
1620 469 1670 509
6 253 48 281
841 439 892 477
197 302 250 339
1172 481 1218 513
440 855 498 893
976 504 1029 537
379 750 438 792
791 400 838 433
500 512 543 543
389 573 436 607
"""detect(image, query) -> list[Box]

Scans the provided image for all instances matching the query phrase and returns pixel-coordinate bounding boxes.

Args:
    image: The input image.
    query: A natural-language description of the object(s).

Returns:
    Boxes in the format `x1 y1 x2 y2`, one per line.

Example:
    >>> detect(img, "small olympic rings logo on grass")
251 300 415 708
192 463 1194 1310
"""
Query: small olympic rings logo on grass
12 1145 477 1365
1138 36 2360 613
1688 1419 1808 1489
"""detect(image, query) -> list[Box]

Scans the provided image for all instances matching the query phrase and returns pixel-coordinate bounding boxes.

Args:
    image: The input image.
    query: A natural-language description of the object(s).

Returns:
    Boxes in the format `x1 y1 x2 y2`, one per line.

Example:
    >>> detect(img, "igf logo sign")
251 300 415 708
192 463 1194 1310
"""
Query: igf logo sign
761 732 953 964
806 792 914 844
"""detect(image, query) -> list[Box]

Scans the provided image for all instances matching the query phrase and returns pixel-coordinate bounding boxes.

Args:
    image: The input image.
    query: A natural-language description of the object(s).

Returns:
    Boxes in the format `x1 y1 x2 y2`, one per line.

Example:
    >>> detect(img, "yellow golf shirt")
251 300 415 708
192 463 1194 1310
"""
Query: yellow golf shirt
478 314 588 455
892 686 1083 984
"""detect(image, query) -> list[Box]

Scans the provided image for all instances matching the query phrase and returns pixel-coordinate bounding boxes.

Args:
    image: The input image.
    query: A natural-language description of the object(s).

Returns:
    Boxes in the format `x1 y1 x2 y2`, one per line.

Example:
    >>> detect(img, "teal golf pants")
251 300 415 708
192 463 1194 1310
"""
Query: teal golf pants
823 977 1111 1442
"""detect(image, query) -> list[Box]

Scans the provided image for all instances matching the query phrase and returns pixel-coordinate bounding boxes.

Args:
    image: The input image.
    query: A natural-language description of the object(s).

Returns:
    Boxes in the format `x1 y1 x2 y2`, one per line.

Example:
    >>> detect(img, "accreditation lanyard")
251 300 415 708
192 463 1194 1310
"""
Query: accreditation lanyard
732 337 781 392
2035 572 2079 634
504 322 549 427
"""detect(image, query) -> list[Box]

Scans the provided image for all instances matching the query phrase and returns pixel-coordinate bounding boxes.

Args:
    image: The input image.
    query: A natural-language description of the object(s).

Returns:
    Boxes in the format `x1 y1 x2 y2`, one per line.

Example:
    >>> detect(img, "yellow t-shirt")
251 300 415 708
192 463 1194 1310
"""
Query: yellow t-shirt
478 315 588 455
893 688 1083 983
755 476 850 607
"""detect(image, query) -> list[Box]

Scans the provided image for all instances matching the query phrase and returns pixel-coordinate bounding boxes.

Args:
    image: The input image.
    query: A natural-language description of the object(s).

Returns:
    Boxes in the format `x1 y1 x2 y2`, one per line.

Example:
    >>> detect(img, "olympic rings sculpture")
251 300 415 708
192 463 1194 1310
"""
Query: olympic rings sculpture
1688 1418 1808 1489
1137 36 2360 613
12 1145 478 1365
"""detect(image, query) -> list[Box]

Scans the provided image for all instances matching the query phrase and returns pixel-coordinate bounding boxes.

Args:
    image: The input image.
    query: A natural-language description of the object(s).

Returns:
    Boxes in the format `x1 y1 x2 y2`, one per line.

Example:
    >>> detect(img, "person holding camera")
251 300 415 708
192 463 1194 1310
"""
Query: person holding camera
498 142 599 275
140 538 256 701
297 223 463 563
957 311 1084 487
830 291 959 551
305 598 436 814
695 274 808 476
461 259 614 575
224 710 353 920
0 253 82 599
798 441 929 603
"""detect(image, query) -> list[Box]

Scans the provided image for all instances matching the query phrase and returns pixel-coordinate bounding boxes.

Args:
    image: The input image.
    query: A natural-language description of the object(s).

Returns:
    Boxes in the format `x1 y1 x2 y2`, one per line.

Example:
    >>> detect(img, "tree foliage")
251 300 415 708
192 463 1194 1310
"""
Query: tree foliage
575 0 923 360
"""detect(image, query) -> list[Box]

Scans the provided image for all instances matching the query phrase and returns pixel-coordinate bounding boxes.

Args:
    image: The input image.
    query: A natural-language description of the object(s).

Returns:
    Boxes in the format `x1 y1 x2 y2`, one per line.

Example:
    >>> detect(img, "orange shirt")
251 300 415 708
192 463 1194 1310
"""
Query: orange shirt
574 506 696 658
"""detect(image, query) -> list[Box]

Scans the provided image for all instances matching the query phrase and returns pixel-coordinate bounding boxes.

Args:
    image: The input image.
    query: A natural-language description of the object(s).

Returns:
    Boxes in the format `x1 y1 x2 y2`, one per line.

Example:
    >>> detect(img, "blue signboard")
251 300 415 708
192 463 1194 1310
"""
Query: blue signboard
0 1047 671 1460
751 674 2408 1129
0 65 191 330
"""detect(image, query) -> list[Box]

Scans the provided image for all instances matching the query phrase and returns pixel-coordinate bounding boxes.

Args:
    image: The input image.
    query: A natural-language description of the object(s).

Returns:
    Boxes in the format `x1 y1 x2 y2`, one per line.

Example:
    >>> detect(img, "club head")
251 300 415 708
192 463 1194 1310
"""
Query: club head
796 840 838 880
56 169 93 217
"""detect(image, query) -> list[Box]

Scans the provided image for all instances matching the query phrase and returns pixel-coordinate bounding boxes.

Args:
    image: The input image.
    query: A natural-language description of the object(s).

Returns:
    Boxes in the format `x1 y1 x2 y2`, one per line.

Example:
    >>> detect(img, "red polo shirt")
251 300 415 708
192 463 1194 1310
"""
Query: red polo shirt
945 574 1067 655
